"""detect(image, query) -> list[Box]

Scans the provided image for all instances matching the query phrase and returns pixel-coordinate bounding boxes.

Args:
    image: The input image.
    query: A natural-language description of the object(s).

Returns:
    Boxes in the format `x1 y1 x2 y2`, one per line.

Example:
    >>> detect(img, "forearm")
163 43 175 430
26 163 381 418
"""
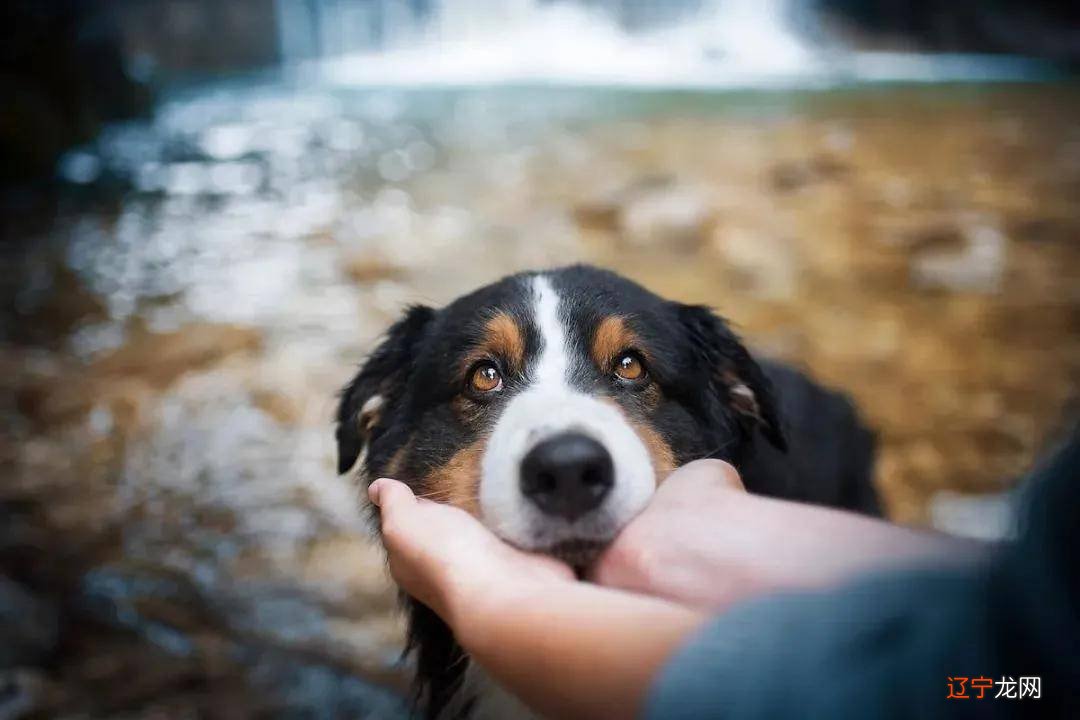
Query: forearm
595 484 989 612
452 580 706 720
729 491 988 589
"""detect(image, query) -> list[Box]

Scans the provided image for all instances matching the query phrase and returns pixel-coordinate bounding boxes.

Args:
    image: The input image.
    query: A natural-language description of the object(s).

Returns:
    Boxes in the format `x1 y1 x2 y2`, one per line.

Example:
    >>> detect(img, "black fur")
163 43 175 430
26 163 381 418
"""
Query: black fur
747 360 879 514
406 601 470 718
336 304 436 475
674 302 787 456
334 265 878 718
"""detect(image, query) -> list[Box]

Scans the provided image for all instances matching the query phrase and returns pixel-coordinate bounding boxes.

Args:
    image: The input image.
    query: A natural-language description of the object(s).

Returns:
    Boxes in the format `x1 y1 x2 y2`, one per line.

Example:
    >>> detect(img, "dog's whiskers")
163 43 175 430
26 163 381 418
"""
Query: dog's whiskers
688 436 737 464
411 489 458 502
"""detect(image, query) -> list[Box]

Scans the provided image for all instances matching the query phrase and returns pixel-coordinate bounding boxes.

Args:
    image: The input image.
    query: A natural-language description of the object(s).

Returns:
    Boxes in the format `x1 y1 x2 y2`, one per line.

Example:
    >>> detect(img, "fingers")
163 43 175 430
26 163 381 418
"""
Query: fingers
369 477 415 508
370 478 429 555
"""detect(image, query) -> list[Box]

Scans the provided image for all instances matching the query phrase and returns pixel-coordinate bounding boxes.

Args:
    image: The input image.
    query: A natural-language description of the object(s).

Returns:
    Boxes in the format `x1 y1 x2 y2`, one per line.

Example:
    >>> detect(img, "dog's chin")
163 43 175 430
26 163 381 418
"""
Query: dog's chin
543 538 608 570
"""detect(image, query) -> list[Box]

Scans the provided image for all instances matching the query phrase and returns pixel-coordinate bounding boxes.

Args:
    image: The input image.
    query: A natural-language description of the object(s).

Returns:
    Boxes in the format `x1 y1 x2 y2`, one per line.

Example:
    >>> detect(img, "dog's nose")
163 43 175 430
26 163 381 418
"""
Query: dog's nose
520 432 614 521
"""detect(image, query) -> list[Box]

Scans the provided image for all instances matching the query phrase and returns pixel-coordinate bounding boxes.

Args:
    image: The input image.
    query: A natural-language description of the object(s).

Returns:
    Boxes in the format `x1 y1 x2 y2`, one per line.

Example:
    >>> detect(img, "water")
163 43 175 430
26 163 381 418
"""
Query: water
278 0 1054 87
2 3 1078 717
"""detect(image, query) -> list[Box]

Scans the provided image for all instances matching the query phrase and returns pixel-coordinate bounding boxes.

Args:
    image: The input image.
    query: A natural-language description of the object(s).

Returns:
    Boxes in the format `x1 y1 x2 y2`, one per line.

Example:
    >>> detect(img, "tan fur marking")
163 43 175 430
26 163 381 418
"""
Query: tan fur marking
633 420 677 484
598 397 676 485
420 440 484 516
382 441 411 480
487 312 525 367
591 315 638 370
461 312 525 378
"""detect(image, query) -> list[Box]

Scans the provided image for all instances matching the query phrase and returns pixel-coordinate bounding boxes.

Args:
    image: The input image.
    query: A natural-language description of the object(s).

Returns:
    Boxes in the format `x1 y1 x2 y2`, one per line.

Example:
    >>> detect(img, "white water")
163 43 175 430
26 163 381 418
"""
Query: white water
276 0 1051 88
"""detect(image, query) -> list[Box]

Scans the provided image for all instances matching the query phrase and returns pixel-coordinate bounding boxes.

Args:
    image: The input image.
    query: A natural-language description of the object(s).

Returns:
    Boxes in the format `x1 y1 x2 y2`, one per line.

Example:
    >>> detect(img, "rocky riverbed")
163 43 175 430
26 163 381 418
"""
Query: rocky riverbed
1 81 1078 717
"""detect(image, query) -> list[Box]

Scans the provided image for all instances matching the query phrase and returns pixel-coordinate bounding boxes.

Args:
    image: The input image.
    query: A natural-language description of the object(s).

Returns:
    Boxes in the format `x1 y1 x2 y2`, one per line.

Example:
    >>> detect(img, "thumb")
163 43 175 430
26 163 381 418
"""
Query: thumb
370 478 422 546
661 459 744 494
369 477 416 509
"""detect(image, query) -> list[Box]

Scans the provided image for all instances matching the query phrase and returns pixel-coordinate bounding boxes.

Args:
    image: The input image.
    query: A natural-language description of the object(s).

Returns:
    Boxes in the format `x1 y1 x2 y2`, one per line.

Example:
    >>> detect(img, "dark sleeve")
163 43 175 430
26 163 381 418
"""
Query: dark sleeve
645 435 1079 720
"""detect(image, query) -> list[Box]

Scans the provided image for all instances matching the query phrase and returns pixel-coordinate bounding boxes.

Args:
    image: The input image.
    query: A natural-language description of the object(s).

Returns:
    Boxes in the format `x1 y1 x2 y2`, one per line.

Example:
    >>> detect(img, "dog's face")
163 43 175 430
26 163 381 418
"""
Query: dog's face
336 266 784 563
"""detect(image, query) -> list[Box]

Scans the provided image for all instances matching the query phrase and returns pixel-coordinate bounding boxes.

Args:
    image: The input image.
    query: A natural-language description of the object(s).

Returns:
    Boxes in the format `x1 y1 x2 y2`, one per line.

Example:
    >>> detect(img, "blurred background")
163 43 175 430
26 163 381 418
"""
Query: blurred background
1 1 1078 717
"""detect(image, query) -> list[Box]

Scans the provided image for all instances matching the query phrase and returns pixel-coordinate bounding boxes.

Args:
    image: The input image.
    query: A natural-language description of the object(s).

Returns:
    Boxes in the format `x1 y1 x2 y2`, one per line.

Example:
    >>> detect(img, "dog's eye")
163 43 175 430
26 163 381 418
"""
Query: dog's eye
469 362 503 393
614 353 646 381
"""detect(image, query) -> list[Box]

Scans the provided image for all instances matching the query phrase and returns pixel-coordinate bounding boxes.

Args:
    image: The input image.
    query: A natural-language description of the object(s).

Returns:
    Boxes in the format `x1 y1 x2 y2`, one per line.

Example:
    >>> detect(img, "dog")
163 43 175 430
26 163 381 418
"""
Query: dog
335 265 878 719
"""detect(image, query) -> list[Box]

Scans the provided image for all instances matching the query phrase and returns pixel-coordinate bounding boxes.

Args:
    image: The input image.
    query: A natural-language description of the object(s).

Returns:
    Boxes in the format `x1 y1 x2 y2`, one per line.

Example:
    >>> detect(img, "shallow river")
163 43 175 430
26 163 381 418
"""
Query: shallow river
1 79 1078 717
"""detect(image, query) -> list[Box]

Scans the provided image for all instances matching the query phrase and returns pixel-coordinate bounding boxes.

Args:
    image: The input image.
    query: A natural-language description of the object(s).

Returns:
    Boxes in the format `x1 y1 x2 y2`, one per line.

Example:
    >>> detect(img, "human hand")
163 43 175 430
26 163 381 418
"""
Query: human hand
591 458 981 611
587 459 763 610
369 478 575 627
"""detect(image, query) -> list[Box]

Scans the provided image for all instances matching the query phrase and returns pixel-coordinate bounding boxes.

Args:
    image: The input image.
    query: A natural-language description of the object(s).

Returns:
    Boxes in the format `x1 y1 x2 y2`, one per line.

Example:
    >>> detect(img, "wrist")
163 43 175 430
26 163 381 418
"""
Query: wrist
449 573 576 654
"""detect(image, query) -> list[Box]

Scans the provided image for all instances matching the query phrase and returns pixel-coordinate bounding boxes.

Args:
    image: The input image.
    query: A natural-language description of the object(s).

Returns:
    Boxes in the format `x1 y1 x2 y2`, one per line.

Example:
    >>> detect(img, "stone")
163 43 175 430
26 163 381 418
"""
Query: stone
911 217 1007 293
619 185 717 251
769 154 849 193
571 174 674 234
344 255 406 284
250 389 304 426
712 226 798 300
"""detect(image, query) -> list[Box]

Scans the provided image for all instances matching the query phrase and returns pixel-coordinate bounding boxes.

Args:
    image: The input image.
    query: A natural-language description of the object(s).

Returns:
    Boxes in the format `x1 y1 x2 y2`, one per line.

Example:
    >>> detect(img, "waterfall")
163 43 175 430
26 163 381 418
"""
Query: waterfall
700 0 813 71
274 0 1050 87
275 1 800 59
276 0 427 59
276 0 722 60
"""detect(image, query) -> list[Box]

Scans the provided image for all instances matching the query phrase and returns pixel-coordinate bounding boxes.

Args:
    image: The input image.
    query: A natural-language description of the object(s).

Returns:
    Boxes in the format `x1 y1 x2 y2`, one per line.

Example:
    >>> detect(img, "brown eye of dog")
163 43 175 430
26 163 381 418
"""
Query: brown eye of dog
614 353 645 381
470 362 503 393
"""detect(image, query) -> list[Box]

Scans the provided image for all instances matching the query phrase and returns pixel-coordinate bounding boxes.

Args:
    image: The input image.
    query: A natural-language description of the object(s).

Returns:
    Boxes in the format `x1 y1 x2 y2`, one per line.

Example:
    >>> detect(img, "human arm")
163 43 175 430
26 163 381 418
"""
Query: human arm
370 441 1072 720
590 459 988 611
369 478 705 720
645 440 1079 719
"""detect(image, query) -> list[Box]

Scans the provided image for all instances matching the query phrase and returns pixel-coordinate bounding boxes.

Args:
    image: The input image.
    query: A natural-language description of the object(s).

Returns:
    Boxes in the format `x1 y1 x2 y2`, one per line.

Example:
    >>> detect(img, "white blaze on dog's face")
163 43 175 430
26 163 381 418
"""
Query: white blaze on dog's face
335 266 785 564
479 276 656 552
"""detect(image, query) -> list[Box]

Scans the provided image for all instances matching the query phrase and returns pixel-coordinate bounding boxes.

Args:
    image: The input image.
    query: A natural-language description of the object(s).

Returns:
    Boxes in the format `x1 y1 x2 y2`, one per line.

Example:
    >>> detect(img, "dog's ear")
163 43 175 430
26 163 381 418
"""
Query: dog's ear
676 303 786 452
336 305 435 475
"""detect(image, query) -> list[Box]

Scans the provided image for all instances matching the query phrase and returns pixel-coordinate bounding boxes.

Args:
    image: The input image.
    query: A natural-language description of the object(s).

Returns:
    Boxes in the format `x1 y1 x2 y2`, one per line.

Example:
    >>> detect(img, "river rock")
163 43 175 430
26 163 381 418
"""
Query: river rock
712 226 799 300
620 184 717 251
911 216 1007 293
769 154 849 193
344 254 407 284
575 176 716 251
572 174 673 233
